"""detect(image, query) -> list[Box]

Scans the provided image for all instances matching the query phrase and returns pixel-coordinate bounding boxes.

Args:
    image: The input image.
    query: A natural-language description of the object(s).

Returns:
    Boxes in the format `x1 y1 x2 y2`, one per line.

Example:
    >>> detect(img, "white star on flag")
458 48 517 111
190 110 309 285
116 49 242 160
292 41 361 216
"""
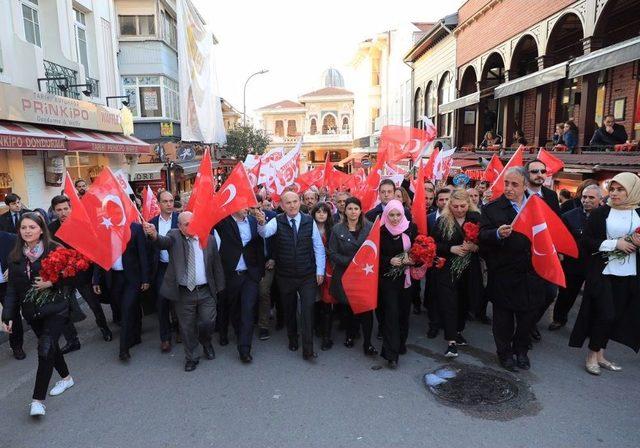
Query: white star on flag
362 264 374 275
100 217 113 229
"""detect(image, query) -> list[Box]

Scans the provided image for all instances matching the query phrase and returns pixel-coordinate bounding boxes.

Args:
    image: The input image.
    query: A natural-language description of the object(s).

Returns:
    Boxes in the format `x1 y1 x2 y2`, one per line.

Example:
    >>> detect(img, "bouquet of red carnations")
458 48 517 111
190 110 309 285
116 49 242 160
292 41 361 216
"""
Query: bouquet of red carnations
450 222 480 281
386 235 446 281
25 248 91 307
599 226 640 264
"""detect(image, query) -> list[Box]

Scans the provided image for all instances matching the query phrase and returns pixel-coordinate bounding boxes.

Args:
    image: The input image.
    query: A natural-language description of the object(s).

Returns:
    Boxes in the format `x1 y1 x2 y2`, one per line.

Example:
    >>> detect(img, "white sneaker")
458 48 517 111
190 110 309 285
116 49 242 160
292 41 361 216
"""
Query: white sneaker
30 401 46 416
49 377 74 396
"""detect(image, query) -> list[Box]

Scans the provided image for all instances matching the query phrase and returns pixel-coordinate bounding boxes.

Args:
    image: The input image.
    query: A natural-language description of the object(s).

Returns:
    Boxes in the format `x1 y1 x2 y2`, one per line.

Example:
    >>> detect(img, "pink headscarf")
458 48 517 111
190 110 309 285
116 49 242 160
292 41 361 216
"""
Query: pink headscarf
382 200 412 288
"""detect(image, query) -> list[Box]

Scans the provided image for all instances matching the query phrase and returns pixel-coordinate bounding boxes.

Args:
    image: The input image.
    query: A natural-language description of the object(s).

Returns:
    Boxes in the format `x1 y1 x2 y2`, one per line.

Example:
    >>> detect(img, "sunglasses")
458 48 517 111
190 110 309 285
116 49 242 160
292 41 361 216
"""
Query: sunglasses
529 169 547 174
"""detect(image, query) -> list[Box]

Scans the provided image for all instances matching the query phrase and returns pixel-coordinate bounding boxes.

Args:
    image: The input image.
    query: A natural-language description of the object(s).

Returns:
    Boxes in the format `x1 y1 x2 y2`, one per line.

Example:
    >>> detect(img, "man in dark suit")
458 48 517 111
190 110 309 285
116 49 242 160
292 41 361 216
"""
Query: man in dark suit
257 197 278 341
148 191 180 352
214 209 264 362
0 230 22 359
589 114 628 147
524 159 561 340
0 194 30 234
93 223 150 362
144 211 225 372
549 185 603 330
49 195 112 354
365 179 412 222
256 191 326 361
479 167 546 372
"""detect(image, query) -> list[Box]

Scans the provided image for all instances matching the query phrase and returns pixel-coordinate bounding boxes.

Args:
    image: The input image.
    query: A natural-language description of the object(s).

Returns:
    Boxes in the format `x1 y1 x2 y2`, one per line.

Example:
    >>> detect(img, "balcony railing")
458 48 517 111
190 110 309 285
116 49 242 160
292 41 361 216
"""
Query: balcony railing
86 77 100 98
43 60 79 99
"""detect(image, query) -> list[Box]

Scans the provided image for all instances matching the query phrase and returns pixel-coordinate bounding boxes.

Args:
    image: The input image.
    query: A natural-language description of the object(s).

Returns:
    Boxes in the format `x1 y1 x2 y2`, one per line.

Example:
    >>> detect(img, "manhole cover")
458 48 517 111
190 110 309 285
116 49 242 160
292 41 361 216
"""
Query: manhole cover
425 366 518 406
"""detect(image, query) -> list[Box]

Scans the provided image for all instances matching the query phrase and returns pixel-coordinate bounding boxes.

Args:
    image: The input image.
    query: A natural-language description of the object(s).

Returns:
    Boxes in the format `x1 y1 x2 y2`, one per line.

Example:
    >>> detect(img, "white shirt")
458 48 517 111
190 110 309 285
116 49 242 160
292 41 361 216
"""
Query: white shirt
258 213 326 275
600 208 640 276
526 187 543 198
157 214 172 263
112 255 123 271
189 237 207 286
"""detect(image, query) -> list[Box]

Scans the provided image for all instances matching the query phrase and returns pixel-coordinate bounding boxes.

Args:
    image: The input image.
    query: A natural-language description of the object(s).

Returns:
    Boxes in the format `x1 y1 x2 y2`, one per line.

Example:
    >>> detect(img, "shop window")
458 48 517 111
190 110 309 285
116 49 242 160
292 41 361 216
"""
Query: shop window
21 0 41 47
121 76 179 120
309 118 317 135
287 120 297 136
275 120 284 137
119 15 155 37
74 9 89 75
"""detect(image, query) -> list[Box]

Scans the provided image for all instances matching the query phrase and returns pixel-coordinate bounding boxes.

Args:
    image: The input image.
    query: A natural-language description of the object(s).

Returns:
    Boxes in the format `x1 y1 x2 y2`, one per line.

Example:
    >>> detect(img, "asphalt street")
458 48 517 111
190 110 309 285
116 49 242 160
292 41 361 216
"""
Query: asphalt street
1 301 639 448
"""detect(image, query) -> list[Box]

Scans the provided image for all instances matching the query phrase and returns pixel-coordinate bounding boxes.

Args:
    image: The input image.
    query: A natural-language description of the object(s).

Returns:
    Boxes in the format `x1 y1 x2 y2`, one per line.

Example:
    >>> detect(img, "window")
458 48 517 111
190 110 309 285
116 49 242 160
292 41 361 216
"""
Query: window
275 120 284 137
322 114 337 134
121 76 179 120
21 0 41 47
118 15 155 36
309 118 317 135
161 10 177 48
342 117 349 133
74 9 89 74
426 82 436 118
287 120 297 136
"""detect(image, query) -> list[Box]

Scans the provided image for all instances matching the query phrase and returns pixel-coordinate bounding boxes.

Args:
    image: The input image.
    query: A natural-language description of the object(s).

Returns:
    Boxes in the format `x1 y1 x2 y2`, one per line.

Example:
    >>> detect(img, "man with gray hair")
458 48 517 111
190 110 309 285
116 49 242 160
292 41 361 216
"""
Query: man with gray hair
479 166 546 372
549 184 603 330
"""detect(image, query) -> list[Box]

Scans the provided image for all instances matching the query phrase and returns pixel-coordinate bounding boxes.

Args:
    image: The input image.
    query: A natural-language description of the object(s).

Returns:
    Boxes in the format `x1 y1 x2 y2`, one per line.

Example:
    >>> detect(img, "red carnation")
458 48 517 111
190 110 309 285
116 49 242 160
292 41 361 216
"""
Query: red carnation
462 222 480 244
435 257 446 269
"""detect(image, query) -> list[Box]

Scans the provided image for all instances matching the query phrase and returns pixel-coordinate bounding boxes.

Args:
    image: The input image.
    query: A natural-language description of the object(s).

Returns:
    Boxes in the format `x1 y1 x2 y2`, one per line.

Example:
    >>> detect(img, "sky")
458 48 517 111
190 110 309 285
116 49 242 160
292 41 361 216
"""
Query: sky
192 0 465 121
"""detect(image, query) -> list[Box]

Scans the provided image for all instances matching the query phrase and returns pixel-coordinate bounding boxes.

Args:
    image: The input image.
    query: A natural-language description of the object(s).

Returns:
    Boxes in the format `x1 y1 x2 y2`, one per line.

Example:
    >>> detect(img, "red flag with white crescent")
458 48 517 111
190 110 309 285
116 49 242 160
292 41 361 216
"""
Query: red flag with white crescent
537 147 564 176
488 145 525 198
141 185 161 221
482 154 504 183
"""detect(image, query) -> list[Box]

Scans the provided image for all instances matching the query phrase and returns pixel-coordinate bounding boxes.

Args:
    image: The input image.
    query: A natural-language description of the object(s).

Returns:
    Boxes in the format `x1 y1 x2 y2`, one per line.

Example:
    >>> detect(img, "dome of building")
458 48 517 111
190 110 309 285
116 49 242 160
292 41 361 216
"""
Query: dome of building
321 68 345 88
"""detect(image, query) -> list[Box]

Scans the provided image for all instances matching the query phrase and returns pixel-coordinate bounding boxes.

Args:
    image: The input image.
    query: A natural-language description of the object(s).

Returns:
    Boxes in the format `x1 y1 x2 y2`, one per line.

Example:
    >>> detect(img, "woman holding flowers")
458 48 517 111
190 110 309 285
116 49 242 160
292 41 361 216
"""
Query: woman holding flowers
433 188 482 357
570 172 640 375
1 213 86 417
379 200 417 369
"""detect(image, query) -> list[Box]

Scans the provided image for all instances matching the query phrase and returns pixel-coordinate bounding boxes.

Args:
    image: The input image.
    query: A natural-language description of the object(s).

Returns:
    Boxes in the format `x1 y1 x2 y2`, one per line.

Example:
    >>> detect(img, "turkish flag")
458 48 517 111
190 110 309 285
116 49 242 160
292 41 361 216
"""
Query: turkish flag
247 159 261 188
296 166 324 190
185 147 215 212
482 154 504 183
79 168 138 270
342 217 381 314
56 173 109 268
141 185 160 221
489 145 525 198
423 147 439 181
537 148 564 176
345 168 366 191
512 195 578 287
378 123 436 163
188 162 258 248
411 159 428 236
322 156 351 192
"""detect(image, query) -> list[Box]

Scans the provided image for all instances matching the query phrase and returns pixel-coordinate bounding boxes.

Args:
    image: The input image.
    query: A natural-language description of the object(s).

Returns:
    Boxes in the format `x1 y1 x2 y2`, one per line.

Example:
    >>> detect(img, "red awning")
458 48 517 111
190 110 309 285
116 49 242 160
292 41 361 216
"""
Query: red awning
0 121 66 151
452 159 480 169
60 129 151 154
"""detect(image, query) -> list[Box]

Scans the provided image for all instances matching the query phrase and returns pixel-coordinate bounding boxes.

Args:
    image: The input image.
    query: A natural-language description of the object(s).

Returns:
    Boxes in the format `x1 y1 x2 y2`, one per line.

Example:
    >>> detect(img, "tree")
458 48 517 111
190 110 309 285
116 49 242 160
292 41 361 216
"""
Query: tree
224 125 271 161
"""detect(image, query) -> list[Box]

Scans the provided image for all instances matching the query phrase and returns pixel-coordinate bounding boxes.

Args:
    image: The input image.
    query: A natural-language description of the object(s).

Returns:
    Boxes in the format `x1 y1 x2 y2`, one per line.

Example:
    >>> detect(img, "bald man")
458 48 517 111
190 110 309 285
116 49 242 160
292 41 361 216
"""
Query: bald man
256 191 326 361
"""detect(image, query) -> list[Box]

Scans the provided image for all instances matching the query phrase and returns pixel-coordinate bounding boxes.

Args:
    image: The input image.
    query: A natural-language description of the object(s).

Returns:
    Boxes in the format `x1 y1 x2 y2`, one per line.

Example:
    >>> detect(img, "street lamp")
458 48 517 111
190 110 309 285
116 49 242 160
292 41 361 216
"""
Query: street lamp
243 69 269 126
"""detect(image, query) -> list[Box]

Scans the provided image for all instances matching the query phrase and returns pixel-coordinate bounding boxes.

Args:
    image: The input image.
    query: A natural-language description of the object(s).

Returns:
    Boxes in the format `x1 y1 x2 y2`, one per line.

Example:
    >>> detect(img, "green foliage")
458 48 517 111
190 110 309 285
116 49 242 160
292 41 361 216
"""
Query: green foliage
224 125 271 160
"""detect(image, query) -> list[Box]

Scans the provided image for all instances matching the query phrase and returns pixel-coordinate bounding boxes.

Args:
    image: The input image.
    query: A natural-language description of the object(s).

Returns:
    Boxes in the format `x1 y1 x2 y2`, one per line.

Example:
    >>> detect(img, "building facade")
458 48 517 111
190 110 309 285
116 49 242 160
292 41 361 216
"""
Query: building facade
0 0 145 210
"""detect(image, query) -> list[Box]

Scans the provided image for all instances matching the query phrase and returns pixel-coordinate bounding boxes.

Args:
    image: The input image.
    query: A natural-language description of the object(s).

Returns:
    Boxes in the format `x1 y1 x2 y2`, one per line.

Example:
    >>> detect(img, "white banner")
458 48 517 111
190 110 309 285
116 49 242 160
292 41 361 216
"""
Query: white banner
177 0 226 144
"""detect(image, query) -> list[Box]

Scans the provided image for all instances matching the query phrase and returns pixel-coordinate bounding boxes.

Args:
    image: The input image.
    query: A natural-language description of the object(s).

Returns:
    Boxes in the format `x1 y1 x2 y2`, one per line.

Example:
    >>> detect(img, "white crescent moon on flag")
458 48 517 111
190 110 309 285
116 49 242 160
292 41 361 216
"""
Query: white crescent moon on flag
403 138 423 155
531 222 554 256
102 194 127 226
220 184 237 207
361 240 378 257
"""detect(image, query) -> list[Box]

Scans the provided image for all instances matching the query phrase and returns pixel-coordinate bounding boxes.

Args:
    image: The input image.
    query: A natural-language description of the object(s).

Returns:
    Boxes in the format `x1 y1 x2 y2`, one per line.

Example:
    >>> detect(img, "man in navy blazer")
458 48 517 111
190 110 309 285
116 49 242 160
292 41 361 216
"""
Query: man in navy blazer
148 191 180 352
93 222 150 362
0 230 23 359
214 209 265 362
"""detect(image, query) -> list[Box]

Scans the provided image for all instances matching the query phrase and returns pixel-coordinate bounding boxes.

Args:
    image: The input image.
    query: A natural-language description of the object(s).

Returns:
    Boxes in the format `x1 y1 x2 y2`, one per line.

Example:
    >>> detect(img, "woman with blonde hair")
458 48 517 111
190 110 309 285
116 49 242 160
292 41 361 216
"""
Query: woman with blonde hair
433 188 482 357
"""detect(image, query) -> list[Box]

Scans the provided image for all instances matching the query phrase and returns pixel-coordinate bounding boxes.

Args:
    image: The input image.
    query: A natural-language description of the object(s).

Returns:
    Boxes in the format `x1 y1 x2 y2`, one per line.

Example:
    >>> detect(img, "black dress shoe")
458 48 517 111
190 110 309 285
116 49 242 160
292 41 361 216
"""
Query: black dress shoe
548 321 565 331
184 360 198 372
61 340 81 355
203 344 216 360
119 350 131 362
427 327 439 339
343 337 354 348
239 353 253 363
219 336 229 346
258 328 270 341
499 356 519 373
12 348 26 360
388 360 398 369
302 351 318 361
321 338 333 351
288 337 299 352
530 328 541 342
100 326 113 342
363 345 378 356
516 353 530 370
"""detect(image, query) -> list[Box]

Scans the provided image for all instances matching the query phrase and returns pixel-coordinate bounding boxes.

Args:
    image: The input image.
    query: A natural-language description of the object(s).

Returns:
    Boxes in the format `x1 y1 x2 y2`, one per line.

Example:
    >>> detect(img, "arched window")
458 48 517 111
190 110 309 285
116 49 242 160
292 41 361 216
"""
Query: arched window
438 72 453 136
287 120 297 136
414 88 423 126
342 116 349 133
309 118 317 135
426 82 437 118
322 114 337 134
275 120 284 137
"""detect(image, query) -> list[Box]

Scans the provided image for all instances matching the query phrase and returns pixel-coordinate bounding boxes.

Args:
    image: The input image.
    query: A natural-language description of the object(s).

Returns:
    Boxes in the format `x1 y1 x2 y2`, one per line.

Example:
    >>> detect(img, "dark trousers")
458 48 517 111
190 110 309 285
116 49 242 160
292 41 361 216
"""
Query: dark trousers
174 286 216 362
31 314 70 400
61 283 108 343
0 283 24 350
553 273 584 324
588 275 637 352
492 304 537 360
437 272 469 342
109 271 141 353
277 274 317 353
423 271 440 330
318 302 334 341
535 282 559 324
379 280 411 362
154 262 173 342
346 308 373 347
219 272 259 355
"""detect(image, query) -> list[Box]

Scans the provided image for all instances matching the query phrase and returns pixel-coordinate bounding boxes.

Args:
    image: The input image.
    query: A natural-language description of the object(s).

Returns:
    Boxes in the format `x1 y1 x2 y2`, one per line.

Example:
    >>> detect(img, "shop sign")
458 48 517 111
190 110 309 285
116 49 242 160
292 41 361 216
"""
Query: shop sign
0 135 65 150
133 171 162 181
0 84 122 133
161 122 174 137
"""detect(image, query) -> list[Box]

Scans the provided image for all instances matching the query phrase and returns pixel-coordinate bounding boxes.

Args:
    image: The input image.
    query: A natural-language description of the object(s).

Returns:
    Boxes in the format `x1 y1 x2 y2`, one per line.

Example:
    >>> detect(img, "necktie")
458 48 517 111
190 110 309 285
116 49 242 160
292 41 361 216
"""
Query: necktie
290 218 298 245
12 213 17 227
185 238 197 291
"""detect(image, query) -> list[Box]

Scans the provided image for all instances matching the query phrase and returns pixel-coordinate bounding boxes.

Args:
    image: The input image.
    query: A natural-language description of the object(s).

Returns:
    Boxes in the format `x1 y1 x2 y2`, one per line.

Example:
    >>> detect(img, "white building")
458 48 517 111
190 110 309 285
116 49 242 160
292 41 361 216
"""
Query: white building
0 0 137 210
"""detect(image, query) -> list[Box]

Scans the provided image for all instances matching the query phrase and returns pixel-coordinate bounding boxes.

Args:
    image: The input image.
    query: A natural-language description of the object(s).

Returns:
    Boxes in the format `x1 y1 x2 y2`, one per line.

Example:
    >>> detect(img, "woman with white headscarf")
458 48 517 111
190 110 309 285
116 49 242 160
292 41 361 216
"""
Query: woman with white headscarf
570 173 640 375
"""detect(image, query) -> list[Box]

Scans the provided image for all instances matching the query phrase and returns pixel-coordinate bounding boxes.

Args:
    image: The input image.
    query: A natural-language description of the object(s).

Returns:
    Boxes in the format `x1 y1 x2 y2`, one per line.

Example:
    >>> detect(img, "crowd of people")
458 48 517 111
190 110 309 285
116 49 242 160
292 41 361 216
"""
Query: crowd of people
1 161 639 418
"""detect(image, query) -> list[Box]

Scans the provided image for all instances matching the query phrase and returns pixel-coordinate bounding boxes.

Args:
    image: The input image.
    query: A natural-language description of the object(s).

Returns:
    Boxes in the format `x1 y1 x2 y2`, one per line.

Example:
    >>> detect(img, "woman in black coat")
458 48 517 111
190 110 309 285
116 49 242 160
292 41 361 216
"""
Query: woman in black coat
433 188 482 358
1 213 75 417
378 199 417 369
569 172 640 375
327 197 375 356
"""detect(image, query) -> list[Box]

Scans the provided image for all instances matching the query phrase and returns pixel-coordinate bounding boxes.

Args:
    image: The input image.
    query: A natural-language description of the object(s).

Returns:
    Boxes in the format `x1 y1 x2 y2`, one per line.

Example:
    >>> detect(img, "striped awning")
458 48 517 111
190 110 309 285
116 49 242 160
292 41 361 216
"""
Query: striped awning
0 121 67 151
59 129 151 154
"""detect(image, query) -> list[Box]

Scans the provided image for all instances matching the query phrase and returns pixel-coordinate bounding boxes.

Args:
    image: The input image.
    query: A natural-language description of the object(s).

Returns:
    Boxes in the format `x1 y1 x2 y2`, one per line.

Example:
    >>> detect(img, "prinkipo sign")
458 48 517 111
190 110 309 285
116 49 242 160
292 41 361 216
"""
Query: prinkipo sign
0 84 122 133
